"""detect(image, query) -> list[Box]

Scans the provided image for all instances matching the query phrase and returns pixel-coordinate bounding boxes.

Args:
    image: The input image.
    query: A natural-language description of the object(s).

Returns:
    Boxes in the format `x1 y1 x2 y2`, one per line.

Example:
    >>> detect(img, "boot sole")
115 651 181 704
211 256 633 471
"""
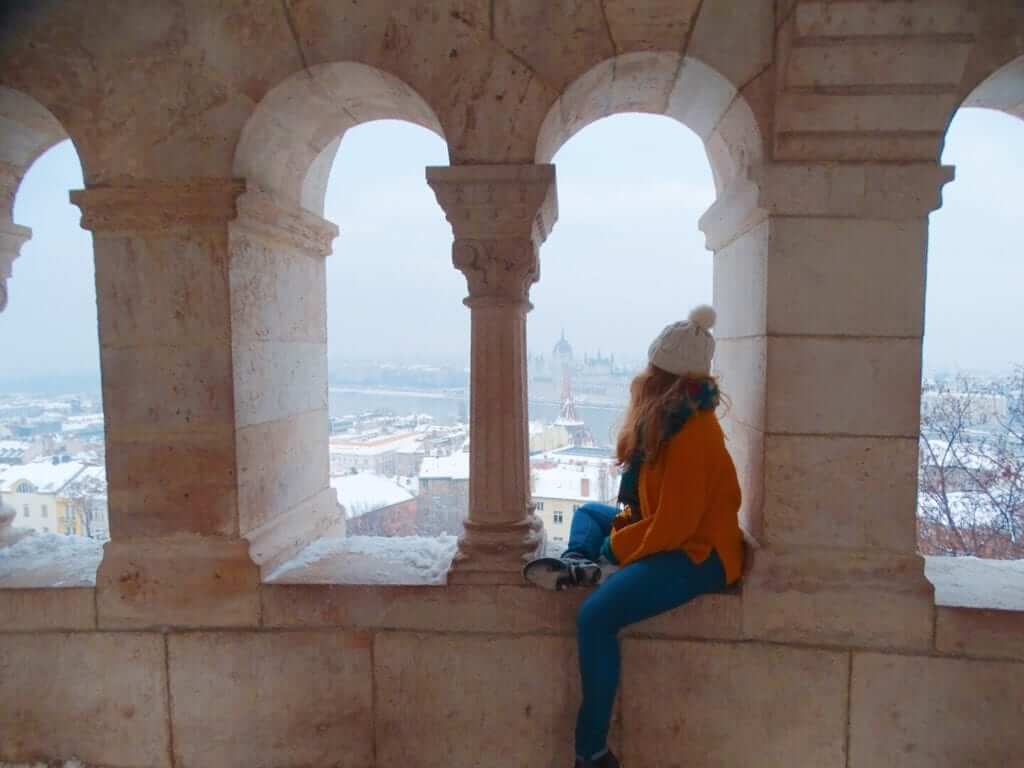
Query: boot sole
523 557 602 591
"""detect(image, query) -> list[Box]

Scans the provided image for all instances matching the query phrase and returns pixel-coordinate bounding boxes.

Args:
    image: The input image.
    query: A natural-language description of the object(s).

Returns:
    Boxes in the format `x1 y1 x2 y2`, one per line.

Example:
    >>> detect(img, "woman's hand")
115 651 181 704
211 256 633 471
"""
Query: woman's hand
611 504 641 531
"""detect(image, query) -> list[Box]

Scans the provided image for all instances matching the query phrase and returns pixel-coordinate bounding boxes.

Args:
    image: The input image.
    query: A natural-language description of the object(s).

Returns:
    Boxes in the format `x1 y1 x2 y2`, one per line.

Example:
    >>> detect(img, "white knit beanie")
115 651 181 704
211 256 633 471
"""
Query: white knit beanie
647 305 717 376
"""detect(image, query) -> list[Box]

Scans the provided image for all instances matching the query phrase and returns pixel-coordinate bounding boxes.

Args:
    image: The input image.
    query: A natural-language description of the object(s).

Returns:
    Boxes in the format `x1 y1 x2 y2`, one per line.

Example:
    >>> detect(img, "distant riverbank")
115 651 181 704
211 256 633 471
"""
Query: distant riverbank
329 386 625 447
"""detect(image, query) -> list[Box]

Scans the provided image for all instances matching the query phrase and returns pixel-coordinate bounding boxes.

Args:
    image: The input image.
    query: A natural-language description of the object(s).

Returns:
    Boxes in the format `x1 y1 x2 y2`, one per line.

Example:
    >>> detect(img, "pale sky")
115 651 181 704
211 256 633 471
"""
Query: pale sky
1 108 1022 386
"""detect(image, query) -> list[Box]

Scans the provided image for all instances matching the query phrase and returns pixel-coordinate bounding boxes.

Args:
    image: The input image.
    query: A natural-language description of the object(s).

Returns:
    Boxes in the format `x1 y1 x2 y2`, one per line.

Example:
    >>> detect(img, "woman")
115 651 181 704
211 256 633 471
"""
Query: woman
523 305 744 768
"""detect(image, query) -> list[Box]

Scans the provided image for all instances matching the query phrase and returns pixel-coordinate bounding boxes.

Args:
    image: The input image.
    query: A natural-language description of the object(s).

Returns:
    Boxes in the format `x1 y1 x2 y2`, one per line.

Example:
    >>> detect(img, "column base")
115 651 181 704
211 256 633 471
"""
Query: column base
447 514 545 585
742 546 935 650
96 535 261 629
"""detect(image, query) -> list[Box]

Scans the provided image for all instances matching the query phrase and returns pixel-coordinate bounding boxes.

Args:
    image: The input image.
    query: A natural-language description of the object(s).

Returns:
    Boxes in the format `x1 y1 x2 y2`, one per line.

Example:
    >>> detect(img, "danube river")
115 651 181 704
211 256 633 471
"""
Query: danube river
329 387 626 448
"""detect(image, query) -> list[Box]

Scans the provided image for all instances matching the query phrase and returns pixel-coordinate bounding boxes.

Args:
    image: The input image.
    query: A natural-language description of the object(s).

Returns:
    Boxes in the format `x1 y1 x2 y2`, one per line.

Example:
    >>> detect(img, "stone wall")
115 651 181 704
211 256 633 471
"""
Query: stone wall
2 0 1024 764
1 582 1022 767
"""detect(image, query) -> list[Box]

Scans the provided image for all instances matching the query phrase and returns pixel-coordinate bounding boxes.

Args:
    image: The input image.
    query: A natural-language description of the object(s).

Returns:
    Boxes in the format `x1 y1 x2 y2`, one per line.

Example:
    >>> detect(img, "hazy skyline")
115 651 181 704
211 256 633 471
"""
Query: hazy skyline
0 109 1022 385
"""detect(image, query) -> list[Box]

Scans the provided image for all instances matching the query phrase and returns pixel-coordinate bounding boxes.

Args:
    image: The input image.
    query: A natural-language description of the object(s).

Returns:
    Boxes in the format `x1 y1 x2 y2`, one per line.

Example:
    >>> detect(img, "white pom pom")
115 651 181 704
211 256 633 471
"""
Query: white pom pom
688 304 717 332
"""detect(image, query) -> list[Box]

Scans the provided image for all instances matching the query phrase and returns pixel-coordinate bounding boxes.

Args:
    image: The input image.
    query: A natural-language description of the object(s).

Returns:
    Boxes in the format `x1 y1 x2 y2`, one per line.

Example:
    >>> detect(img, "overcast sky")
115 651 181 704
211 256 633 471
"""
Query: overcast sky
0 108 1021 384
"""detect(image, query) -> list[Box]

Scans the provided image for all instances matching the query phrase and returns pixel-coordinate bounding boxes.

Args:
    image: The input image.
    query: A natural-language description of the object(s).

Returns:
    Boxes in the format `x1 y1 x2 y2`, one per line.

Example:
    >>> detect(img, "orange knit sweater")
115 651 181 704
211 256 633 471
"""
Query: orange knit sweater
607 409 744 585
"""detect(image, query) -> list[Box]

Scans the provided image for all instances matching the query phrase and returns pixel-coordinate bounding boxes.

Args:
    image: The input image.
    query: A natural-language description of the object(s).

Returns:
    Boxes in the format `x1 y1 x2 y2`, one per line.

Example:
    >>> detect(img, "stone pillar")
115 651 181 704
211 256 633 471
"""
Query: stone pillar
427 164 558 584
702 162 954 650
71 179 261 628
228 189 343 573
0 162 31 313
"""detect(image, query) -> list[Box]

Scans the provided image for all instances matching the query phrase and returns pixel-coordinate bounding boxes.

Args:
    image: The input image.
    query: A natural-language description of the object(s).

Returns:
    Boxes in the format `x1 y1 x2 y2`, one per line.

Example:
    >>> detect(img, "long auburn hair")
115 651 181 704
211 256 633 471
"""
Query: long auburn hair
615 365 720 466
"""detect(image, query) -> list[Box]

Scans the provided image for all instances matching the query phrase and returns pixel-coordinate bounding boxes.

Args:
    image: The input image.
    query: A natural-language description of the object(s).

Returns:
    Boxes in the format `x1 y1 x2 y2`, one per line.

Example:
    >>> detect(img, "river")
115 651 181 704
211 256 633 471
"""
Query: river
329 387 626 449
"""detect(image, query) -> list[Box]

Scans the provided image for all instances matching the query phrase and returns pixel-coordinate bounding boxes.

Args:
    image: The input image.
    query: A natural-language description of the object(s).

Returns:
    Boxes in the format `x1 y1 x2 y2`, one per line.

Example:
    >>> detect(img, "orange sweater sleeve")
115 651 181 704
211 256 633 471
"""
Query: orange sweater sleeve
608 421 707 566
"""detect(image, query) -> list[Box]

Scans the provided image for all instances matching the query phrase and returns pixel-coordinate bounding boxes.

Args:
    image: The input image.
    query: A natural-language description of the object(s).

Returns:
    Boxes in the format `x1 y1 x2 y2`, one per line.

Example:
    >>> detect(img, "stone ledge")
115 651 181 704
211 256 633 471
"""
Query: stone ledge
935 606 1024 662
0 587 96 631
260 582 743 640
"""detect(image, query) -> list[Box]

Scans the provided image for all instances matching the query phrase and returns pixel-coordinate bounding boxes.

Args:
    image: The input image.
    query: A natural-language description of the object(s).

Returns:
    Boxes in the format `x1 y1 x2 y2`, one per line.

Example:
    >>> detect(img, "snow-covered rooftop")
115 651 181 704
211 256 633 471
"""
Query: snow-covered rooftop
329 432 424 456
419 452 470 480
330 472 414 518
532 465 617 502
0 459 88 494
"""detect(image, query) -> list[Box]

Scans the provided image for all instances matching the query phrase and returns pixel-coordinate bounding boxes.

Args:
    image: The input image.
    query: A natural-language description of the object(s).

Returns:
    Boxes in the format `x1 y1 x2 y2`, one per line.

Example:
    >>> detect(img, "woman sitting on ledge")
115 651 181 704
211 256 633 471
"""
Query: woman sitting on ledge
524 305 744 768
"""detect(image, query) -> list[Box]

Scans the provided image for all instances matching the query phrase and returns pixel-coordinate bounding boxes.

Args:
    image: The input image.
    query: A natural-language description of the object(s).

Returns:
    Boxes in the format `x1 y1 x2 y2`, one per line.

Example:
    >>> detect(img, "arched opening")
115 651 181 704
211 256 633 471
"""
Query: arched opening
919 56 1024 563
231 64 465 582
0 88 105 586
530 53 765 551
528 113 715 553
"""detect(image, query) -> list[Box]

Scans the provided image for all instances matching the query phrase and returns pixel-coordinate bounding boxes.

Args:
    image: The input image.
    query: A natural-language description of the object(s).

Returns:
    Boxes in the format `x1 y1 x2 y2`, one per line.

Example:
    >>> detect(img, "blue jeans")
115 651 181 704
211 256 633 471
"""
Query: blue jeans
566 502 727 760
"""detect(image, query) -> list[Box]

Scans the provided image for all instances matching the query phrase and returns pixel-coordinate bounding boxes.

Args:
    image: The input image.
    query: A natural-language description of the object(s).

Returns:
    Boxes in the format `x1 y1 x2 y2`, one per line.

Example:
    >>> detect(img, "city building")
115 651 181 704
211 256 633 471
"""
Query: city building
0 458 87 535
417 451 470 536
331 472 418 537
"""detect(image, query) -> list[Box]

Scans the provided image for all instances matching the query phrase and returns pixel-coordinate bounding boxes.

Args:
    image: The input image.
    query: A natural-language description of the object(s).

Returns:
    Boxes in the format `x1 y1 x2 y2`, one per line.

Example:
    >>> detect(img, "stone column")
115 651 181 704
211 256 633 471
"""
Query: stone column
228 189 343 573
71 179 261 628
702 161 954 650
0 162 31 313
427 164 558 584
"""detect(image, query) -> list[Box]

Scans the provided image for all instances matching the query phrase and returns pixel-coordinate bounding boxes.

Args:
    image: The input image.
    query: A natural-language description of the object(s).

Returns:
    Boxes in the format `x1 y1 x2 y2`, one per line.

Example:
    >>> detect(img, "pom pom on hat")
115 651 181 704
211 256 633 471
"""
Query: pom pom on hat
647 304 717 376
688 304 716 332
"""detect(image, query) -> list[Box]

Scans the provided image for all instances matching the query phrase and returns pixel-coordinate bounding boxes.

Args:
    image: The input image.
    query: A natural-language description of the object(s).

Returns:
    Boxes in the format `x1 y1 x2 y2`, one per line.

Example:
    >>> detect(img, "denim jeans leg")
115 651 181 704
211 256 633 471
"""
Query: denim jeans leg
564 502 617 561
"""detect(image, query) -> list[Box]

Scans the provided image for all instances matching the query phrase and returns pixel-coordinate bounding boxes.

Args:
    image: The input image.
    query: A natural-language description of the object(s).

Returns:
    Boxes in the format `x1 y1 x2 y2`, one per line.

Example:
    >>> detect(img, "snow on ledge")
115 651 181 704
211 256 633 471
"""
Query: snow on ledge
0 531 102 588
925 555 1024 612
267 534 458 586
0 760 86 767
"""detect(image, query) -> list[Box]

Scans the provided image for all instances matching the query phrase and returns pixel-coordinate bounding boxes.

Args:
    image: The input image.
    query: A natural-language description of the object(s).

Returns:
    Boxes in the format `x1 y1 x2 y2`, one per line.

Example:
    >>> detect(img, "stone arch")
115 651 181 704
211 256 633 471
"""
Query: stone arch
535 52 765 196
960 54 1024 123
0 86 77 312
233 61 447 215
227 62 452 574
533 52 767 542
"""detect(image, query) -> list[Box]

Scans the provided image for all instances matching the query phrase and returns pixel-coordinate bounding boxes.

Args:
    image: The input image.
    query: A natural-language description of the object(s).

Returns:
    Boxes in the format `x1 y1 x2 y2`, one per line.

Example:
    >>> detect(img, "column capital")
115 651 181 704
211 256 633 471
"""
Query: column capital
700 162 955 250
426 164 558 243
0 218 32 313
427 164 557 304
232 189 339 257
70 178 246 234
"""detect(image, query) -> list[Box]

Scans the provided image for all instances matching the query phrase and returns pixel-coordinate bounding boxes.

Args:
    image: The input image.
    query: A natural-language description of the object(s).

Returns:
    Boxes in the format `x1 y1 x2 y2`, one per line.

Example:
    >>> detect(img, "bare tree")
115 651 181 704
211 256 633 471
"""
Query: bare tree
918 367 1024 558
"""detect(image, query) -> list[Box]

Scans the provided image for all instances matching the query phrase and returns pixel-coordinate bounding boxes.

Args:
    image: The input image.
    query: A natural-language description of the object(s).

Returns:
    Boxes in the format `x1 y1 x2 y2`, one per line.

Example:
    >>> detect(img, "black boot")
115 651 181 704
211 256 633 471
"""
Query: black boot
574 749 620 768
522 551 602 591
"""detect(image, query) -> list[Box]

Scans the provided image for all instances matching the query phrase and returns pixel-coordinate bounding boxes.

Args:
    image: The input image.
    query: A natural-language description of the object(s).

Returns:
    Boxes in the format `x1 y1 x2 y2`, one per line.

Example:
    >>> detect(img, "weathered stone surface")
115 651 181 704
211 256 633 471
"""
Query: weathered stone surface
765 336 923 437
622 639 849 767
787 40 970 88
603 0 700 52
849 652 1024 768
105 430 238 538
936 606 1024 662
262 582 743 639
0 632 170 767
0 587 95 630
236 407 330 534
763 434 919 550
96 537 261 629
743 548 935 650
169 630 373 768
375 632 579 767
711 219 768 339
767 217 928 337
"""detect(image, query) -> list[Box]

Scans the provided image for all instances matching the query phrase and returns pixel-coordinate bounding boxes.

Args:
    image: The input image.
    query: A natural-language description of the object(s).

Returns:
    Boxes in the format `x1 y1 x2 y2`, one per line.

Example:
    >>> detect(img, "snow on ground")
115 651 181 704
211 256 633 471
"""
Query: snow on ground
925 555 1024 611
0 531 102 587
267 534 458 585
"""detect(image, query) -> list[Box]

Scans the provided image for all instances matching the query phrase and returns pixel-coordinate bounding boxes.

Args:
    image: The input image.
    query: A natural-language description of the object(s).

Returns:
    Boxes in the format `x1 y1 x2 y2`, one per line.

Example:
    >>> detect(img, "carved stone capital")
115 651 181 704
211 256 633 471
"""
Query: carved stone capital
70 178 246 234
232 189 339 257
699 162 955 250
0 218 32 313
426 164 558 243
452 237 539 305
0 161 23 215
